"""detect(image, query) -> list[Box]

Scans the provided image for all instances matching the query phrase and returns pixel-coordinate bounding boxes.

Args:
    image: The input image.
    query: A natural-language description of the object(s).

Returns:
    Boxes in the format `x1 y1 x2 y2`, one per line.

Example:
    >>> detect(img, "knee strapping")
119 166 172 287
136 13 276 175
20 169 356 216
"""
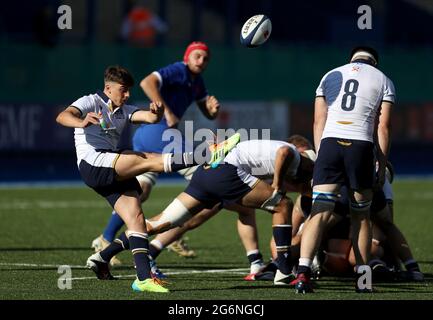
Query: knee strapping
261 190 285 212
146 198 193 235
350 200 372 214
311 190 338 214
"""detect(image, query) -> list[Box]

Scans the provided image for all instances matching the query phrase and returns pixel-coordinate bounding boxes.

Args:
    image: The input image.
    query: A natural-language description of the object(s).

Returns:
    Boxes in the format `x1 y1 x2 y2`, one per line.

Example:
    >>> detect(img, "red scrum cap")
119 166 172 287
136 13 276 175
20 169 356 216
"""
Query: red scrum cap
183 41 210 63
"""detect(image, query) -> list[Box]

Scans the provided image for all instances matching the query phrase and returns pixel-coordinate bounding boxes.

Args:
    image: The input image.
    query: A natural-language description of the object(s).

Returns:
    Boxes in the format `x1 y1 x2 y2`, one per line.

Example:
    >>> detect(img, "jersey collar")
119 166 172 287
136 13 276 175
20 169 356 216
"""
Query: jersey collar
351 58 376 67
97 90 110 103
97 91 120 113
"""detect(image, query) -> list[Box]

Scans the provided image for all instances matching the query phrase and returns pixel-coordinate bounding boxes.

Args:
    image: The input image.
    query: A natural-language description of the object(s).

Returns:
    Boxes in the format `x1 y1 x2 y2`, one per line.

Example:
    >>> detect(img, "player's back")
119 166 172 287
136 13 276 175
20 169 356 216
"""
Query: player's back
224 139 300 179
318 62 395 142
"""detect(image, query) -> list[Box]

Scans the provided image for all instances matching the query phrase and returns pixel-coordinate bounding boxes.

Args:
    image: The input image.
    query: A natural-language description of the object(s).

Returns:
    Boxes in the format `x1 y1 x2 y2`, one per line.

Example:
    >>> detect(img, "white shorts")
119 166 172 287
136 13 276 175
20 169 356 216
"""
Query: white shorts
80 149 119 168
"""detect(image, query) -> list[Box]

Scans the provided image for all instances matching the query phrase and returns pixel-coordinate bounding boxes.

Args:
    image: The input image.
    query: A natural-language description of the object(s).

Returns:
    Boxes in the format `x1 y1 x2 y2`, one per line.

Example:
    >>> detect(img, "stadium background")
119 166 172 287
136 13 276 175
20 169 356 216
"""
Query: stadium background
0 0 432 182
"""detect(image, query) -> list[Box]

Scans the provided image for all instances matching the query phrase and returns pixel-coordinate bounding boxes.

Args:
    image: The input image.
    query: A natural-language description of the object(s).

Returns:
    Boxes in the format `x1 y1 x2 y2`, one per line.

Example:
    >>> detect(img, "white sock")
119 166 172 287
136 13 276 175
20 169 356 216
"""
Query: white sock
299 257 312 268
150 239 164 251
246 249 260 256
163 153 172 172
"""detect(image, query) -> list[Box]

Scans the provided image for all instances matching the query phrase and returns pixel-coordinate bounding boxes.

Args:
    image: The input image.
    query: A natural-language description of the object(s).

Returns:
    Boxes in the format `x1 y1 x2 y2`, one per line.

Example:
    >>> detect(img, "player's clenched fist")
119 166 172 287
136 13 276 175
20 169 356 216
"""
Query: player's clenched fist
206 95 220 115
81 112 101 128
150 101 164 115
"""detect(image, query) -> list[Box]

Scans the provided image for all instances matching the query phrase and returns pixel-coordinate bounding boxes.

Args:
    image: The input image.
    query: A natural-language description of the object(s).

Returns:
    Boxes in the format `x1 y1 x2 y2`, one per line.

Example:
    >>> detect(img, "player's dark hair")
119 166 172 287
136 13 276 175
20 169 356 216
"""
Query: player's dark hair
350 46 379 65
104 65 134 87
288 134 313 150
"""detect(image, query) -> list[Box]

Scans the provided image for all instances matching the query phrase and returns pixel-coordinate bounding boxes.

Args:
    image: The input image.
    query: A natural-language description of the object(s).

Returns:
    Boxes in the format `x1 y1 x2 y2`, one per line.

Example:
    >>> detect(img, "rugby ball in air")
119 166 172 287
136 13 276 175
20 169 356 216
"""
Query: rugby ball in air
240 15 272 48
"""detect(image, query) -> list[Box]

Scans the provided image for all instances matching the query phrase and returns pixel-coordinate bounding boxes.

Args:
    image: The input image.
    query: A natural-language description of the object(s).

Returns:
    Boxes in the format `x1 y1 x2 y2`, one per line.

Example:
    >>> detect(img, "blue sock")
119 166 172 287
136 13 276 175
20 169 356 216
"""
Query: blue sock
100 232 129 262
102 211 125 242
273 224 292 275
129 232 151 281
247 250 263 265
149 244 162 259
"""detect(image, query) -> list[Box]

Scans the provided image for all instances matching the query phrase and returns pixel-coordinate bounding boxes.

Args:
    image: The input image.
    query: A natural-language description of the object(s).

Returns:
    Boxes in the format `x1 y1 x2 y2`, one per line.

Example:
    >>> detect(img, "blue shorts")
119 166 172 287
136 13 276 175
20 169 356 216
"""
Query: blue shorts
184 164 256 209
78 151 142 208
313 137 375 190
133 123 188 153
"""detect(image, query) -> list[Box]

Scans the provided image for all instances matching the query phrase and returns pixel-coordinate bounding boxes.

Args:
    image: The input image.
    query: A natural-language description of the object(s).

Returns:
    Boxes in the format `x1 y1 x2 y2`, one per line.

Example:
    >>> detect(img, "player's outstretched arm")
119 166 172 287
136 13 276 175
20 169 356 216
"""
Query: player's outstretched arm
313 97 328 153
56 106 100 128
130 101 164 124
197 95 220 120
140 73 179 127
272 146 294 192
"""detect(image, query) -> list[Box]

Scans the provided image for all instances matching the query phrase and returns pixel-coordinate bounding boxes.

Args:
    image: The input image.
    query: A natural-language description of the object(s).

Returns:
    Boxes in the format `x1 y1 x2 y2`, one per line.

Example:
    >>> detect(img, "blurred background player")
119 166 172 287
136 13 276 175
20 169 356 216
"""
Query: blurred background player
292 46 394 293
91 42 261 269
120 0 168 47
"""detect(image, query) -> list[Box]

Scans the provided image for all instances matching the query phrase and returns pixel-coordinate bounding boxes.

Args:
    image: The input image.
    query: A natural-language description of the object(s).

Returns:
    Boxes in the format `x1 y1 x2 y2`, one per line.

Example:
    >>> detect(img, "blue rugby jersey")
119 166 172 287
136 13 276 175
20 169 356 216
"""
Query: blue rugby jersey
133 62 208 153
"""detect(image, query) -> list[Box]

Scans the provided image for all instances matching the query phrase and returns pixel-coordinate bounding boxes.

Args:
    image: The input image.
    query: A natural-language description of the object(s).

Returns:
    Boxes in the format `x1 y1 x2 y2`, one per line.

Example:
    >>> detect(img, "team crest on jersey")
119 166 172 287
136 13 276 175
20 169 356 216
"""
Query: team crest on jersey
352 65 360 72
112 110 125 119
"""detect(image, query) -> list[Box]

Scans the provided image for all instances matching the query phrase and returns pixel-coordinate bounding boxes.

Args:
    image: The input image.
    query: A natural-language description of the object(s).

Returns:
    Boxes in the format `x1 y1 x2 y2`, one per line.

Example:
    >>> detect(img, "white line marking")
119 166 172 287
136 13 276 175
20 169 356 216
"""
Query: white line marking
0 262 86 268
0 200 108 210
69 268 248 281
0 262 249 280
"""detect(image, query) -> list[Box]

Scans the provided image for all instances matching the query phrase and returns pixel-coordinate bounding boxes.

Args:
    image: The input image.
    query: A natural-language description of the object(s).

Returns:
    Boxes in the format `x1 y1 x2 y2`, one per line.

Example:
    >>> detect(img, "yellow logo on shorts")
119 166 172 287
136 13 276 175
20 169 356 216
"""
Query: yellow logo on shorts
337 140 352 146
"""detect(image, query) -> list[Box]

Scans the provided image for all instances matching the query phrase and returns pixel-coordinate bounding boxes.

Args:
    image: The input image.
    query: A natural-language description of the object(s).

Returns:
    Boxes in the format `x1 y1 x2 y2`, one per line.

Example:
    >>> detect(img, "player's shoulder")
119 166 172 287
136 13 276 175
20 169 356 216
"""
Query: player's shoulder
80 92 99 100
319 65 345 83
159 61 186 73
72 93 99 108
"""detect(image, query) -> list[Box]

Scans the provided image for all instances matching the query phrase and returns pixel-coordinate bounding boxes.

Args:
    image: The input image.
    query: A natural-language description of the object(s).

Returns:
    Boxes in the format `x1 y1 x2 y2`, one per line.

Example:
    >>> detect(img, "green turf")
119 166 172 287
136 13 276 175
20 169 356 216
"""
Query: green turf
0 181 432 300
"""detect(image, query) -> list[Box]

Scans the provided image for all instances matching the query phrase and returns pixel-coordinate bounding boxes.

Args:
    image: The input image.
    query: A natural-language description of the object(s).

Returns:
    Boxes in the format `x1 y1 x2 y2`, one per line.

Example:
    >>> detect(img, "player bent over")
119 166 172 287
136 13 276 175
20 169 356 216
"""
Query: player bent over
56 65 240 293
89 139 315 286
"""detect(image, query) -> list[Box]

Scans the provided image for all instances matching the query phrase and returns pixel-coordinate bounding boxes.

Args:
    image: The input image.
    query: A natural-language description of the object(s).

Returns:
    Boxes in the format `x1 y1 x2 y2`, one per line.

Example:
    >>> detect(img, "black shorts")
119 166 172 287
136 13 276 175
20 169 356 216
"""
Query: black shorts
79 160 142 208
185 164 255 209
313 137 375 190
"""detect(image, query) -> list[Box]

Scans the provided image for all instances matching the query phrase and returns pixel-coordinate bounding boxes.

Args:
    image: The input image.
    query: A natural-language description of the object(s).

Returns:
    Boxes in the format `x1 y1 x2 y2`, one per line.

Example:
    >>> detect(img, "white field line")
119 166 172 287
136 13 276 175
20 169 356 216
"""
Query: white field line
0 200 108 210
69 268 249 281
0 262 86 268
0 180 187 189
0 262 248 281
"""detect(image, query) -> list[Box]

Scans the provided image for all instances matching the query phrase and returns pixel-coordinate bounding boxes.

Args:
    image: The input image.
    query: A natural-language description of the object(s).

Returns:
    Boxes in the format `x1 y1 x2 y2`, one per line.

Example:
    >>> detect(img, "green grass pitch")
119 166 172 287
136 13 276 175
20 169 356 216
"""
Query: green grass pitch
0 180 432 300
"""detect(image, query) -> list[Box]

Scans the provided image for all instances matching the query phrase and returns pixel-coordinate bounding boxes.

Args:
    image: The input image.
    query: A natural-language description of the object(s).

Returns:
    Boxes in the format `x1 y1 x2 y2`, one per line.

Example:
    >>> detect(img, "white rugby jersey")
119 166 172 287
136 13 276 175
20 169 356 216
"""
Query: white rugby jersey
316 62 395 142
70 92 139 165
224 140 300 180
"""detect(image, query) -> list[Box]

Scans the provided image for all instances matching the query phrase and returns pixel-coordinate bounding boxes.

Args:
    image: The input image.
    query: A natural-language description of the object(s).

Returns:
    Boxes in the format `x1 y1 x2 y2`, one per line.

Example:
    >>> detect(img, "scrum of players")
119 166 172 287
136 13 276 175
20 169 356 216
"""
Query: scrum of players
57 42 424 294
